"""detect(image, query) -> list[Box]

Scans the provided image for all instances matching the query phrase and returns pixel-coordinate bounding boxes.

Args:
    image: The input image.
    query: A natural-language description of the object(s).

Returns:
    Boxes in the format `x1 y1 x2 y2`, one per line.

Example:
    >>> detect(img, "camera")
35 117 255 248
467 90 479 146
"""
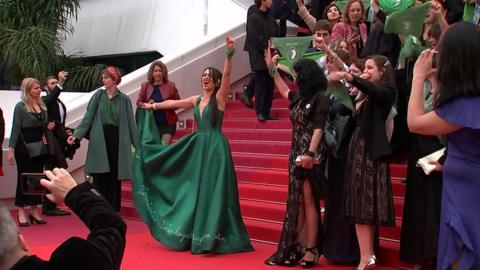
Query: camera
21 173 47 195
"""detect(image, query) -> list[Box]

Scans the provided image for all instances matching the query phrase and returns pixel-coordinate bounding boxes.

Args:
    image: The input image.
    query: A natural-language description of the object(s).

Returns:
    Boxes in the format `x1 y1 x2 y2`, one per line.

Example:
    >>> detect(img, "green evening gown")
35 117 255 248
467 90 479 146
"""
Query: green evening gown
133 96 254 254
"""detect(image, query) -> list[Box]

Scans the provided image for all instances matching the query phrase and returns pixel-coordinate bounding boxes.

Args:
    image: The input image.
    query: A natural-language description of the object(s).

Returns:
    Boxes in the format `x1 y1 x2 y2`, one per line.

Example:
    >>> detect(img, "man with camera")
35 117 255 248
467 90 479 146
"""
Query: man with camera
0 168 126 270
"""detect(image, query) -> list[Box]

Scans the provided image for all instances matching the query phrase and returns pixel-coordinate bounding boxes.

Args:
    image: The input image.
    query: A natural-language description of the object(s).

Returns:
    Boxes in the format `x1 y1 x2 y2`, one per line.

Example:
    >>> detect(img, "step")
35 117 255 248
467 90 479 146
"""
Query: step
238 182 287 204
233 153 289 170
243 218 282 244
227 99 290 110
390 163 407 179
236 166 288 186
240 199 286 223
174 128 292 142
224 108 290 119
222 119 292 129
228 140 290 155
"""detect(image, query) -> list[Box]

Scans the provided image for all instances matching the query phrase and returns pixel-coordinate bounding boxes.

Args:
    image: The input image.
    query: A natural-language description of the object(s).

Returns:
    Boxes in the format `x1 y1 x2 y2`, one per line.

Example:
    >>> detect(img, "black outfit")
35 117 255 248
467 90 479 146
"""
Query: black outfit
322 99 360 264
399 134 443 265
42 85 71 213
245 7 279 119
344 77 395 226
266 90 328 265
10 181 127 270
12 109 47 207
92 125 121 211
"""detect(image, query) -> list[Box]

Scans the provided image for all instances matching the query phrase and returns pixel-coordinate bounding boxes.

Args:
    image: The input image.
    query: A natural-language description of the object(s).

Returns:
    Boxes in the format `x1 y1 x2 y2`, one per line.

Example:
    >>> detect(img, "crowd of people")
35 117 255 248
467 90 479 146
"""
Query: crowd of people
1 0 480 269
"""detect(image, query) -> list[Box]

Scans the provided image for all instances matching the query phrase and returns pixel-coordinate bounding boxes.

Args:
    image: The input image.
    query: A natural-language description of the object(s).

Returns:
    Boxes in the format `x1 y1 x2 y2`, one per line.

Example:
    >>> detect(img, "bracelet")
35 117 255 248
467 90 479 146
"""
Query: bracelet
152 103 156 110
226 48 235 59
304 150 315 158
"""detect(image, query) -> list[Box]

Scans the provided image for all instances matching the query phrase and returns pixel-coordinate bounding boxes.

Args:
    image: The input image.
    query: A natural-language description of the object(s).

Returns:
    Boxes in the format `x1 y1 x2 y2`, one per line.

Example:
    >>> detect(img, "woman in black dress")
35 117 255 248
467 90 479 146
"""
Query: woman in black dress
7 78 48 226
264 51 329 268
329 55 396 270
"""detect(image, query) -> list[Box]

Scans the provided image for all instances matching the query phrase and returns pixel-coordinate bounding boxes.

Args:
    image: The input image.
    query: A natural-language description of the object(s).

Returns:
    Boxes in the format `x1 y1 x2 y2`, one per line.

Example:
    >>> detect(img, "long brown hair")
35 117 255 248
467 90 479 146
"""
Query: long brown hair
342 0 365 25
147 61 169 85
202 67 222 128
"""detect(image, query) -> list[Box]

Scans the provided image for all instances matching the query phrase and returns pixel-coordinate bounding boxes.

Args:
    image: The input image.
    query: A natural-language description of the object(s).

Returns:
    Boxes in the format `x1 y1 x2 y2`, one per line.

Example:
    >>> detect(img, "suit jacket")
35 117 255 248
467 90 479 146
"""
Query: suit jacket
245 8 279 71
43 85 66 124
350 77 396 160
10 181 127 270
136 81 180 125
331 22 368 60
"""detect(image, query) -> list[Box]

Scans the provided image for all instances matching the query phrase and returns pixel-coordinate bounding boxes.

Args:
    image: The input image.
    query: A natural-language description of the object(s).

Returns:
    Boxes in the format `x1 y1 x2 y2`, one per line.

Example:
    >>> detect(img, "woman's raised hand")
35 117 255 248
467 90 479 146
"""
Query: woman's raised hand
226 36 234 49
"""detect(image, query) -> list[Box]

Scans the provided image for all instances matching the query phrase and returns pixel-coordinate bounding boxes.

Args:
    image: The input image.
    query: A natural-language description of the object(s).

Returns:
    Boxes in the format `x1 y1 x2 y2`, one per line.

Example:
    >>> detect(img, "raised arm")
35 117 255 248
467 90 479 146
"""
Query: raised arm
142 96 197 111
297 0 317 32
264 47 290 99
216 36 235 108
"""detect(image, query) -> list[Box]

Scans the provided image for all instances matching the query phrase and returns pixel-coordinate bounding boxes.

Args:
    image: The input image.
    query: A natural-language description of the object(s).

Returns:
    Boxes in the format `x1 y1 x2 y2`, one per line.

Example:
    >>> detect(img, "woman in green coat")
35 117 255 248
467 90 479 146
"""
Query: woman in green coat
68 66 137 211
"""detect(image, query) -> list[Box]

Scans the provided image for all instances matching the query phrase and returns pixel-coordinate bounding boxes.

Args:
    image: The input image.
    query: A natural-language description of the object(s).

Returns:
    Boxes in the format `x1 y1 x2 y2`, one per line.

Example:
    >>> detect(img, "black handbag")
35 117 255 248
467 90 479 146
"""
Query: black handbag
22 110 49 158
24 140 48 158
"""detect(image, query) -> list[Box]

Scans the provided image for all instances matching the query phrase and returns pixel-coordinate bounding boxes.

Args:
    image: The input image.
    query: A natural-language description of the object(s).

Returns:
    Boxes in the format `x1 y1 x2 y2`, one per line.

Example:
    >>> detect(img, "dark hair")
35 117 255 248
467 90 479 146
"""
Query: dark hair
428 23 442 42
342 0 364 25
334 48 351 66
202 67 222 128
366 55 396 86
147 61 168 85
314 20 332 34
43 75 57 89
436 22 480 107
322 3 341 21
293 59 328 101
351 58 366 72
254 0 262 8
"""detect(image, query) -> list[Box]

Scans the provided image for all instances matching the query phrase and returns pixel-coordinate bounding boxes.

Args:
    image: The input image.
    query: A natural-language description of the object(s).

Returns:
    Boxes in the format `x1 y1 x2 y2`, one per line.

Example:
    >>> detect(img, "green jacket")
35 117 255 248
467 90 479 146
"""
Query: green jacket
74 89 137 179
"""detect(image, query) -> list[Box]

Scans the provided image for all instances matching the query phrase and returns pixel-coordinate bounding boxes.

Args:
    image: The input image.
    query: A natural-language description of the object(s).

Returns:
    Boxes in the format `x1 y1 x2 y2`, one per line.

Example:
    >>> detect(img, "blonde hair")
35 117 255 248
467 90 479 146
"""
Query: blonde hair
20 78 47 113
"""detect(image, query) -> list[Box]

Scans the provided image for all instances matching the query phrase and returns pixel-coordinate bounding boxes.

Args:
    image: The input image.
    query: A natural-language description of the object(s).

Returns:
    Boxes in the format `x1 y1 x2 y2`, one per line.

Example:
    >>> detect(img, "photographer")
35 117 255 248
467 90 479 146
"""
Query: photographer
0 168 126 270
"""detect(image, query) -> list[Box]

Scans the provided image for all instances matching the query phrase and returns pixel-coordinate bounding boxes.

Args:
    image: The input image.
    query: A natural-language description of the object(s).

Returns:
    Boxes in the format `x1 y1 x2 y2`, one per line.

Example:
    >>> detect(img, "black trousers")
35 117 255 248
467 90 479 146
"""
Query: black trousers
91 125 121 211
254 70 274 117
244 73 256 99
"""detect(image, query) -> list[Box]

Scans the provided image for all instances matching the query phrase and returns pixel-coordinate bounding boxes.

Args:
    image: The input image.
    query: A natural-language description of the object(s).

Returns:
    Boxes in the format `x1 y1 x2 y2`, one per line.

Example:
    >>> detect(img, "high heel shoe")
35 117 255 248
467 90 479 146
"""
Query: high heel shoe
17 216 29 227
299 247 319 268
28 214 47 225
356 255 377 270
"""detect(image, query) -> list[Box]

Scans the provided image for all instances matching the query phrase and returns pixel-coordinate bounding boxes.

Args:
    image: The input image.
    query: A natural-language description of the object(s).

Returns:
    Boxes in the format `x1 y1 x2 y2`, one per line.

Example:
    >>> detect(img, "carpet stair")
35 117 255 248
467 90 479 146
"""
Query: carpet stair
121 98 410 268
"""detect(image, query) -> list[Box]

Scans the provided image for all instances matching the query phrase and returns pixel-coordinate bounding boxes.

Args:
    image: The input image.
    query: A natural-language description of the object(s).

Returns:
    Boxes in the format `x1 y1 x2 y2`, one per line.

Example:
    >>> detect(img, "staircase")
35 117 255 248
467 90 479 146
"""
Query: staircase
120 97 410 269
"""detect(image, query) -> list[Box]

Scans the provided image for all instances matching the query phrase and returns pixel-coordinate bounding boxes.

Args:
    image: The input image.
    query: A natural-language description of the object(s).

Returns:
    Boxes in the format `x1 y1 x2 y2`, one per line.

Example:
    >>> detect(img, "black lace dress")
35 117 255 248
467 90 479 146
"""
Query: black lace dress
266 90 328 265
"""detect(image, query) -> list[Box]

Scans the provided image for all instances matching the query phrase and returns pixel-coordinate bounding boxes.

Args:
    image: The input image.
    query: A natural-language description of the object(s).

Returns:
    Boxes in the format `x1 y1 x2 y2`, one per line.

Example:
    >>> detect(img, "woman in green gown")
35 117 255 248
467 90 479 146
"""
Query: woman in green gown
134 37 254 254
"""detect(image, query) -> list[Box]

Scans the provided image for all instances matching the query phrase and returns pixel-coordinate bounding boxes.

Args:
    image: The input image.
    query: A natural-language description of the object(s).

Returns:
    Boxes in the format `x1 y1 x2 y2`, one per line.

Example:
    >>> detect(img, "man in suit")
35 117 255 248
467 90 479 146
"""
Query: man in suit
42 71 71 216
245 0 280 121
0 168 126 270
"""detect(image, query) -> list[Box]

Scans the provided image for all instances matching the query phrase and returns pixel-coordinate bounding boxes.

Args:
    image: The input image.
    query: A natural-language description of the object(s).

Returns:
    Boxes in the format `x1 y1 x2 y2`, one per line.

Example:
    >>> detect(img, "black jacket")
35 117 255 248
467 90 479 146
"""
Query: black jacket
43 85 66 125
350 76 396 160
245 8 279 71
10 182 127 270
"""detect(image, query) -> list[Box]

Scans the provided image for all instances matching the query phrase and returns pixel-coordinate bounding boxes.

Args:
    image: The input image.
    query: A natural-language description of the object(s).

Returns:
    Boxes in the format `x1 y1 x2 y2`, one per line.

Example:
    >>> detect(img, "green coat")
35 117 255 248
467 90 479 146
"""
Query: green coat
74 89 137 180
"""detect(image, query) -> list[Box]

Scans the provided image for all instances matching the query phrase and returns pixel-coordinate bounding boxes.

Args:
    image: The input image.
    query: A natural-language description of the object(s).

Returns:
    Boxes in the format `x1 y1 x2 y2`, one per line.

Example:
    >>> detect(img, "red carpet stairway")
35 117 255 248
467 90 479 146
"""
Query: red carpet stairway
121 98 409 268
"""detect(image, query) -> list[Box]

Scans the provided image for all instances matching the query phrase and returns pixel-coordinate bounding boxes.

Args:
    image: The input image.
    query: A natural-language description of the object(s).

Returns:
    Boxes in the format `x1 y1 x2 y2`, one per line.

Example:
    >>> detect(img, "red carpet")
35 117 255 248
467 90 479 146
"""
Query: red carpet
23 214 398 269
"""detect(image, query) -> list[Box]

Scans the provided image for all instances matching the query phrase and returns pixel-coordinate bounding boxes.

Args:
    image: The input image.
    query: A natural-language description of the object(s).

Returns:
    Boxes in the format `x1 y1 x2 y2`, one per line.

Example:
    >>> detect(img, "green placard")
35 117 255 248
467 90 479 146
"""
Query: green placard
277 51 325 68
384 2 431 38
